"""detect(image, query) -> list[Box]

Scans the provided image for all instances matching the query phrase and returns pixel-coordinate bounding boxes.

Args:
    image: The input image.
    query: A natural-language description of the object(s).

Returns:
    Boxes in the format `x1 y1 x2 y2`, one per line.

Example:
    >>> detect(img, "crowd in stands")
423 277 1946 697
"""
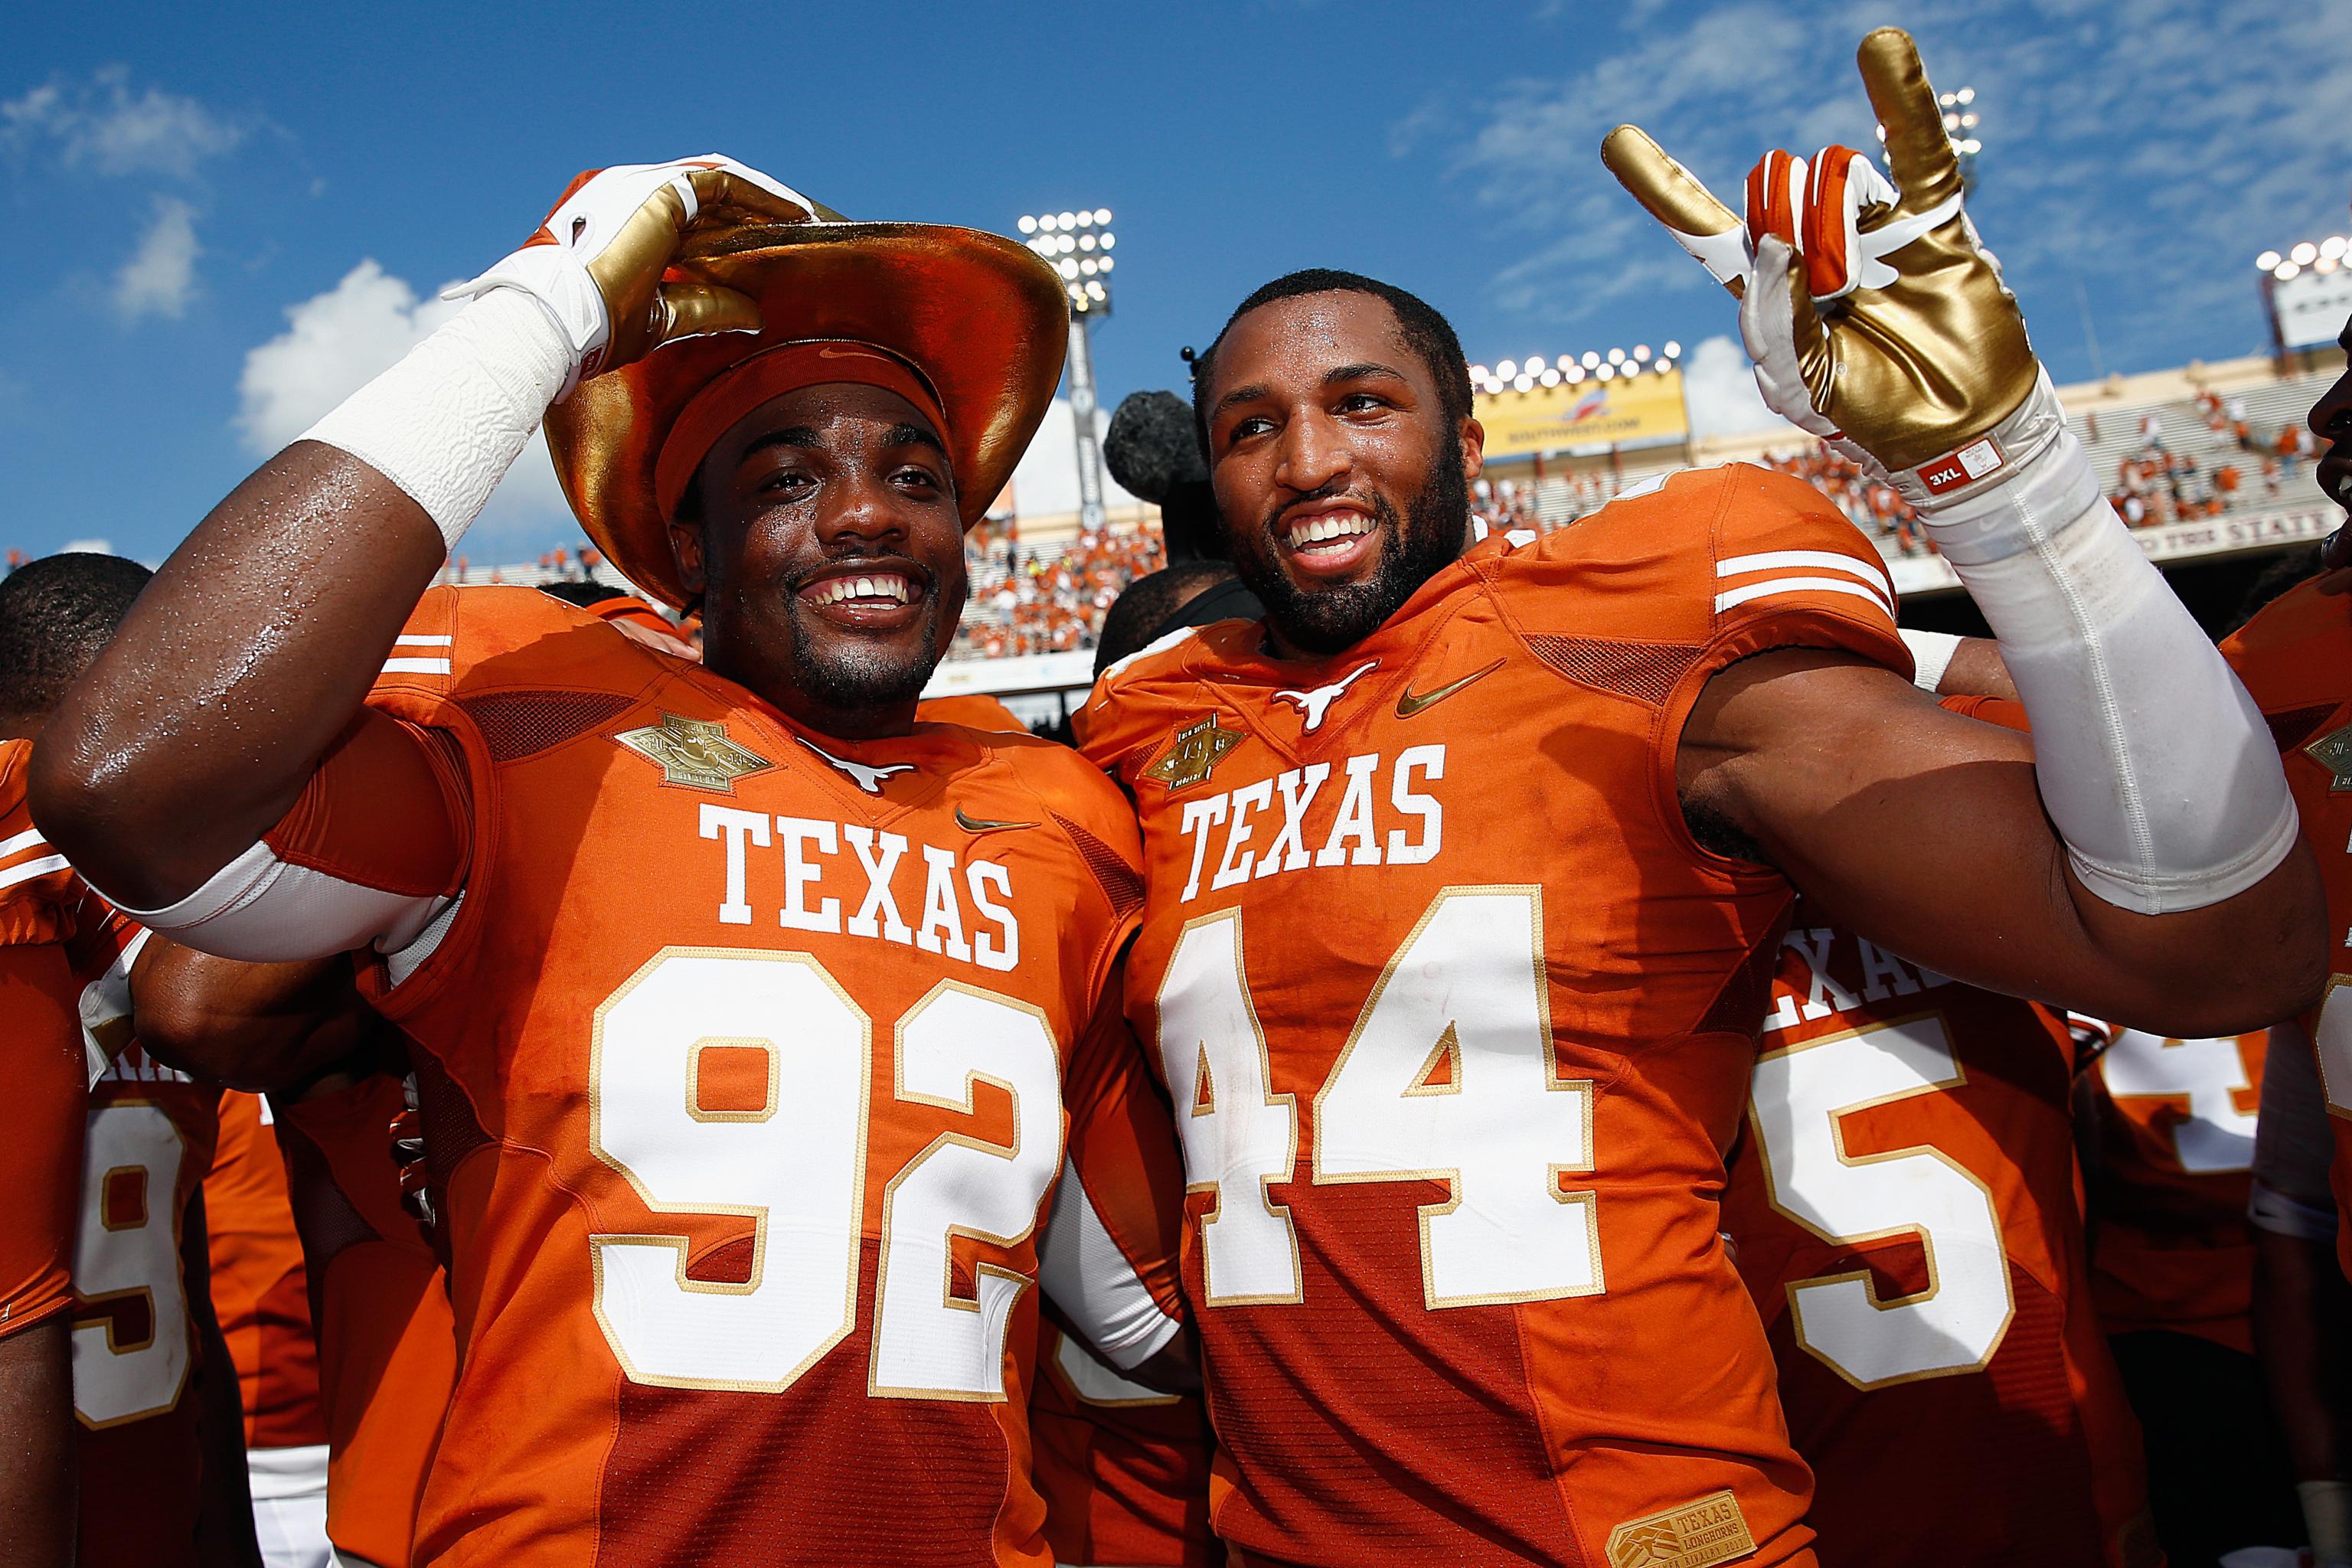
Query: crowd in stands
952 519 1165 659
8 378 2330 663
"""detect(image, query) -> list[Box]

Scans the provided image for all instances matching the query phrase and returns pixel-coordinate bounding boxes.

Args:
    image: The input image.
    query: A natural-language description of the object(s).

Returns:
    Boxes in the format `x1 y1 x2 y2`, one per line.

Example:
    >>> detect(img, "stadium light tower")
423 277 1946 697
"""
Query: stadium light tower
1018 207 1117 532
1877 83 1982 191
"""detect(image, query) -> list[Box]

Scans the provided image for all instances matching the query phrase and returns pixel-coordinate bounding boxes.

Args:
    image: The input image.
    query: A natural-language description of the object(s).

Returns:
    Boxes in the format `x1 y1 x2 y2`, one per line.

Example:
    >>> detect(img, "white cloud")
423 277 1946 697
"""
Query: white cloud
1008 398 1140 520
1680 334 1789 439
58 537 114 555
238 262 567 536
1424 0 2352 377
112 197 199 322
2 67 243 179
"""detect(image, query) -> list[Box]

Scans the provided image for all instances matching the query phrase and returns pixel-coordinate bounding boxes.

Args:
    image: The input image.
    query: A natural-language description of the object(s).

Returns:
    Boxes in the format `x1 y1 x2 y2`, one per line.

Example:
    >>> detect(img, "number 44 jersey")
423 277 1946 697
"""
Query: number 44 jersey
1079 467 1909 1568
138 586 1188 1568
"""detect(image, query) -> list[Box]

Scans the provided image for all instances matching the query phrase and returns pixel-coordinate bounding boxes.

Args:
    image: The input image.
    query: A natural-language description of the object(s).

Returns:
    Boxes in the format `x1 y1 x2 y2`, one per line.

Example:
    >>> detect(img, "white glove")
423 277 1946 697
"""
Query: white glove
444 155 820 397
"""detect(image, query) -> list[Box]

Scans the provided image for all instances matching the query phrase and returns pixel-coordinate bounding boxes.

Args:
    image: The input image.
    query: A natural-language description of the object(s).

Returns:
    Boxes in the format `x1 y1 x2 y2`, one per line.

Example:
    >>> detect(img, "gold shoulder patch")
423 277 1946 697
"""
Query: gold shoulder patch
615 713 773 792
1141 715 1244 792
2305 720 2352 792
1605 1490 1758 1568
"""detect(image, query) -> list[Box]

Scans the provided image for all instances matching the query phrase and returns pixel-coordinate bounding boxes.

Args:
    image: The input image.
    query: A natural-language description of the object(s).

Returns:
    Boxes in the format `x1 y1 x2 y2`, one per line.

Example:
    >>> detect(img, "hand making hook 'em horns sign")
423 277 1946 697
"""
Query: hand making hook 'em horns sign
1602 28 2039 480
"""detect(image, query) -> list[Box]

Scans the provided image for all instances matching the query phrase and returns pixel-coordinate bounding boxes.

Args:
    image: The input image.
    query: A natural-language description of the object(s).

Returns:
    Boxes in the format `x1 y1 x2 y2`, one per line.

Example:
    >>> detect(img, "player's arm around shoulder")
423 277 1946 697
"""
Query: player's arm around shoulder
1677 596 2322 1040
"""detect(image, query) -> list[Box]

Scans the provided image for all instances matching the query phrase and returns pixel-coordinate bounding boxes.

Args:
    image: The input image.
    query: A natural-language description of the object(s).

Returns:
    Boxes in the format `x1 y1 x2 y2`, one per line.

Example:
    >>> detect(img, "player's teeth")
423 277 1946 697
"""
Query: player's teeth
855 577 875 598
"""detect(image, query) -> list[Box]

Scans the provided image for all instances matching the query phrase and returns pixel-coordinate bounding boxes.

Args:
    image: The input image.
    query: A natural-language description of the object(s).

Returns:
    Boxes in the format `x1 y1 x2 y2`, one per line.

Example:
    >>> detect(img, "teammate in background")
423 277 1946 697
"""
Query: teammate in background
0 551 265 1566
1023 560 1250 1568
1078 32 2320 1563
1723 873 2157 1567
534 577 698 658
2078 1021 2305 1561
205 1089 333 1568
136 945 459 1568
0 554 138 1567
33 158 1190 1565
2211 318 2352 1566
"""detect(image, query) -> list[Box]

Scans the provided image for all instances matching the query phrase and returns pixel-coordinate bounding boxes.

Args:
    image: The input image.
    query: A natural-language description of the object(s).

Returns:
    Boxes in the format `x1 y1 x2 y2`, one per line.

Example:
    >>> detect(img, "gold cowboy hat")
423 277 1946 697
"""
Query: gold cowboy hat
546 217 1070 607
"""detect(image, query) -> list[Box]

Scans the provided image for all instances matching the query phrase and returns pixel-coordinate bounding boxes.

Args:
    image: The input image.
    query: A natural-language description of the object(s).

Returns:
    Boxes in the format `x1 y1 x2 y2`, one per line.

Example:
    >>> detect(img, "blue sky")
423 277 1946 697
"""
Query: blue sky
5 0 2347 563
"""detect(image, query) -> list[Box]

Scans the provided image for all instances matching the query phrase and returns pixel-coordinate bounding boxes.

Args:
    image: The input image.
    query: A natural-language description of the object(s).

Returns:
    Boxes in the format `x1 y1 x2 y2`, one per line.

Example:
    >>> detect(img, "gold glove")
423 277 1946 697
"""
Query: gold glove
1602 28 2039 476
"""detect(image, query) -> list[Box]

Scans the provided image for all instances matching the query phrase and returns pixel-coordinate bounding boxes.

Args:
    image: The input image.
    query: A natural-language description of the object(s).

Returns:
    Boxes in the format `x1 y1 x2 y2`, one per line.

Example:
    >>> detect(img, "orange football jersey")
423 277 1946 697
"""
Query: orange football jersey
2078 1024 2265 1352
1079 466 1908 1566
236 586 1186 1566
919 693 1031 734
1720 900 2158 1568
2220 577 2352 1280
70 899 224 1568
274 1069 455 1568
1031 1324 1217 1566
206 1088 328 1449
0 739 86 1347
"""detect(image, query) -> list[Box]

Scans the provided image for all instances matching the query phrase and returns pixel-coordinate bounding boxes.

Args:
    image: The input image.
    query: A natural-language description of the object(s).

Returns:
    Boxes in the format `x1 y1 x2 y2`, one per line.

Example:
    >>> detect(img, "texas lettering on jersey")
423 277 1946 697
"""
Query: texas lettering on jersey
1081 466 1912 1567
1723 901 2158 1568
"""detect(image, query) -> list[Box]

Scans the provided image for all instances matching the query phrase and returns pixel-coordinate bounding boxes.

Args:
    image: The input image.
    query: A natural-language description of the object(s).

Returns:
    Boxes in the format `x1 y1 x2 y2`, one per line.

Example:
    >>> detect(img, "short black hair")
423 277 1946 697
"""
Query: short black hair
537 579 633 610
1093 561 1260 678
0 552 152 724
1191 269 1472 449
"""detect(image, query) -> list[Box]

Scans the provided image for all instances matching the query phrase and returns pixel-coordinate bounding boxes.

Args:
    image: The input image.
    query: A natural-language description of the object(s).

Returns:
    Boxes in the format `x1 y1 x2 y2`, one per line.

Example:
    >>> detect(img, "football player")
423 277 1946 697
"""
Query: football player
2212 309 2352 1565
205 1089 333 1568
0 550 266 1566
138 945 456 1568
32 158 1191 1566
1074 31 2323 1565
0 556 131 1568
1722 867 2158 1567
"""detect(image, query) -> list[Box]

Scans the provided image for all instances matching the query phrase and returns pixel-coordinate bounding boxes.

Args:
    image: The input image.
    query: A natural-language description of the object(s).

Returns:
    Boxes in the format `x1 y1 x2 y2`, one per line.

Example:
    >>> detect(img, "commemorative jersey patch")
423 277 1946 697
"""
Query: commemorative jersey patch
1142 715 1244 792
614 713 774 792
2305 720 2352 792
1605 1490 1758 1568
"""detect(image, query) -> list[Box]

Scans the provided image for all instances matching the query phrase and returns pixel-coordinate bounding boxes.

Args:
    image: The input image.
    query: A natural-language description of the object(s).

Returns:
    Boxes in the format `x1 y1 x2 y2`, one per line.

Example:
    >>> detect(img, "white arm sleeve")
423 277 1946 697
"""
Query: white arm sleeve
300 288 570 551
1036 1154 1182 1370
1896 374 2298 914
98 839 449 965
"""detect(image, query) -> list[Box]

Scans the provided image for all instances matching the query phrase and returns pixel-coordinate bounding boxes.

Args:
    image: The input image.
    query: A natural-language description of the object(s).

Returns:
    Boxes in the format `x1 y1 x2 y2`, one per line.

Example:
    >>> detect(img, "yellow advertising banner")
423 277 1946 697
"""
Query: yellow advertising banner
1474 369 1687 456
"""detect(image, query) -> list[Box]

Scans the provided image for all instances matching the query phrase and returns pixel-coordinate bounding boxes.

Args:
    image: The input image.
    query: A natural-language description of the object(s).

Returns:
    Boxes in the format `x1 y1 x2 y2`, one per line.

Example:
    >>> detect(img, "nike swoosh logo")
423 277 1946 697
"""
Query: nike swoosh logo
956 806 1037 836
1396 658 1504 718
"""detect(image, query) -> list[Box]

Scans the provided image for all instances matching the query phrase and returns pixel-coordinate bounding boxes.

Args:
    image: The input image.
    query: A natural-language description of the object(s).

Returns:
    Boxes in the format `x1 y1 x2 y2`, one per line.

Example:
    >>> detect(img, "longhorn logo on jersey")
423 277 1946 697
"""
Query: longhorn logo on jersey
1272 661 1377 732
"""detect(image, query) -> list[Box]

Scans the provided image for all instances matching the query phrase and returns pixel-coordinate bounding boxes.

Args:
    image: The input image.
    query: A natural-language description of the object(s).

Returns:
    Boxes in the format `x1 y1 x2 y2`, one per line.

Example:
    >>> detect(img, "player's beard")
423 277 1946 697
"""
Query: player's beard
1240 436 1472 656
784 576 947 713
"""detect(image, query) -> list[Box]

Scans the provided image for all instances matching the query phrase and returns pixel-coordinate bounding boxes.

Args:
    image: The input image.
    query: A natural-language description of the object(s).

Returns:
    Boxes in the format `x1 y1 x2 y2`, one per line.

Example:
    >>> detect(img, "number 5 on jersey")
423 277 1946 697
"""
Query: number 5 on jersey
1158 887 1603 1309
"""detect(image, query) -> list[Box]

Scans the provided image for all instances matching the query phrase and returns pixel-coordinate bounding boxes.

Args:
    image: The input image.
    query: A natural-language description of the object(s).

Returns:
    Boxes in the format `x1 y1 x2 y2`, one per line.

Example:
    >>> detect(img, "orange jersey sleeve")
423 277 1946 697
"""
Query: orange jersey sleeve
1722 899 2157 1568
0 743 100 1341
1080 468 1909 1567
129 599 472 965
0 940 84 1342
2222 578 2352 1279
274 1070 454 1568
1031 1325 1217 1567
918 694 1031 734
204 1090 326 1449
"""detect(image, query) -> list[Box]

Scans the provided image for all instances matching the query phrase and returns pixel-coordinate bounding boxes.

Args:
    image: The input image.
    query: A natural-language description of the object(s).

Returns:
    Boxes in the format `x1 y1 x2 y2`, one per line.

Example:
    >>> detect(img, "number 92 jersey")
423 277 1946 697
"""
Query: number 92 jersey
203 586 1188 1567
1079 467 1909 1567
